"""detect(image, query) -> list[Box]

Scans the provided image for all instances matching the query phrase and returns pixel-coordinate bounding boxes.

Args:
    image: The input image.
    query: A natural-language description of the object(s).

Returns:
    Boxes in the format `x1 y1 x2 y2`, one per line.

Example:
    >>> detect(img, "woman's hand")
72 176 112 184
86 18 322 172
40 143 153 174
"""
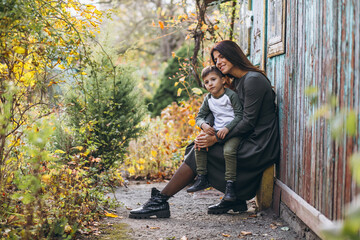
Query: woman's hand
201 123 216 136
195 131 218 150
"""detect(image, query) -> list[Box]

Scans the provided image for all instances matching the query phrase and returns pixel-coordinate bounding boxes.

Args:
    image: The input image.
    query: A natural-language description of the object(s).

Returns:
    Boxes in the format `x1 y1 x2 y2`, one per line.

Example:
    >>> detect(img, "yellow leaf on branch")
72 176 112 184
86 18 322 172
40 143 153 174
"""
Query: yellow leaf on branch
13 46 26 54
188 119 196 127
158 20 164 30
41 174 51 184
192 87 203 95
177 88 182 97
94 9 102 16
86 4 95 10
151 150 157 157
201 24 208 32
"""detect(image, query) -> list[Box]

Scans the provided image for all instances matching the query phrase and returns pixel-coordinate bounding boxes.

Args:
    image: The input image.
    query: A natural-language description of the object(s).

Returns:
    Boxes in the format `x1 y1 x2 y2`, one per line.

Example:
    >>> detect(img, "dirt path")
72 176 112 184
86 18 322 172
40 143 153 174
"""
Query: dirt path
95 182 301 240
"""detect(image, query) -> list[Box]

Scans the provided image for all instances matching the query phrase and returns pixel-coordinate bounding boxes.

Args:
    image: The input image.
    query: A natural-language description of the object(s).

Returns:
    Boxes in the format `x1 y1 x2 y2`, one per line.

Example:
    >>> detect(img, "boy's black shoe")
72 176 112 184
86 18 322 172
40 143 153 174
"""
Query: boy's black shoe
208 199 247 214
223 180 236 201
186 174 211 193
129 188 170 219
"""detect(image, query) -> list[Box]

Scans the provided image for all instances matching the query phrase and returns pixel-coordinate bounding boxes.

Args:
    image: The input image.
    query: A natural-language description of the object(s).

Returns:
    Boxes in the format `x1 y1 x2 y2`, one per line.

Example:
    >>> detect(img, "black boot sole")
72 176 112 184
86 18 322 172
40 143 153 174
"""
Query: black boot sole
208 204 247 214
129 209 170 219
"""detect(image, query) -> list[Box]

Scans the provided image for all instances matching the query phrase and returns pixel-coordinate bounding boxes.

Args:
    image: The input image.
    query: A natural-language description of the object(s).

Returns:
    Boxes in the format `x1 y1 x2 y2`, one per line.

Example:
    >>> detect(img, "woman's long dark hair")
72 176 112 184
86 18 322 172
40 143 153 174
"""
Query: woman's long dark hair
210 40 267 78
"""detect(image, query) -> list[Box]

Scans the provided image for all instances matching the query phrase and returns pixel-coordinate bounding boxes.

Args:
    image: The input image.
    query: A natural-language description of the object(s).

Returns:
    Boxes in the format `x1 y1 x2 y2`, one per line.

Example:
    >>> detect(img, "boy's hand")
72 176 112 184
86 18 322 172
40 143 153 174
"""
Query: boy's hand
201 123 216 136
217 127 229 139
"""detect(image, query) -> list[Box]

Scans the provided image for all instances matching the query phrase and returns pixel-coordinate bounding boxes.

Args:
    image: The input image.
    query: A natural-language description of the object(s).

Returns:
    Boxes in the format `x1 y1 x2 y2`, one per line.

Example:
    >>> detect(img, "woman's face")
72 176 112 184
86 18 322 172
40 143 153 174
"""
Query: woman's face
212 50 235 75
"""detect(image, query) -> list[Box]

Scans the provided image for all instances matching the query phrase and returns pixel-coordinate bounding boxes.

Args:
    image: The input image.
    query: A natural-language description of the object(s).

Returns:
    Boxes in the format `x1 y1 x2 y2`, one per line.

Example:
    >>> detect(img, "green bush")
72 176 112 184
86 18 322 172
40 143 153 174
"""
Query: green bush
64 55 146 170
150 44 201 116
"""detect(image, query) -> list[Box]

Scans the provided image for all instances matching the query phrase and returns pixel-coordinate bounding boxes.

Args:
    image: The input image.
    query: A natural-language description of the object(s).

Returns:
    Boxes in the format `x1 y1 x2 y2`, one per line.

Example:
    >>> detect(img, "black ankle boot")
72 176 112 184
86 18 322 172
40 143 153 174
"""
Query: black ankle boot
129 188 170 219
186 174 211 193
208 199 247 214
223 180 236 202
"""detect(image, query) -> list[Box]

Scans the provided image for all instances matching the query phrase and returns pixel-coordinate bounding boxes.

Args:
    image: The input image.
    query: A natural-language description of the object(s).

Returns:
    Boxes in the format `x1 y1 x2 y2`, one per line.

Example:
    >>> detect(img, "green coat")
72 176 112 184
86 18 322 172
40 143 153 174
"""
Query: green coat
184 71 280 200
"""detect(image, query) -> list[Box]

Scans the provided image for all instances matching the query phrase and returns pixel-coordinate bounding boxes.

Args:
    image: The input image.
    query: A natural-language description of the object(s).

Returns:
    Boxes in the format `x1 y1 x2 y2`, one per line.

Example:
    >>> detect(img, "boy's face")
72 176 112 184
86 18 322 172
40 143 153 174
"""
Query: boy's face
203 72 226 98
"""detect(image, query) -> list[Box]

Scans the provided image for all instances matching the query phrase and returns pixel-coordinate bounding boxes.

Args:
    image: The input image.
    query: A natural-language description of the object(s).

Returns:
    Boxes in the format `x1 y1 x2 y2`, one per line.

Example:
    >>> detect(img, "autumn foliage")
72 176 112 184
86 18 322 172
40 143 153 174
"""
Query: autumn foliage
124 97 203 180
0 0 218 238
0 0 129 239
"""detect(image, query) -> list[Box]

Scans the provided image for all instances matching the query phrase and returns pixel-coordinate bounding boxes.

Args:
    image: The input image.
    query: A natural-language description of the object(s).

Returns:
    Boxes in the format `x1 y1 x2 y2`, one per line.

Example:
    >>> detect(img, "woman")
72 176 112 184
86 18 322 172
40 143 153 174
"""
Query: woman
129 40 279 218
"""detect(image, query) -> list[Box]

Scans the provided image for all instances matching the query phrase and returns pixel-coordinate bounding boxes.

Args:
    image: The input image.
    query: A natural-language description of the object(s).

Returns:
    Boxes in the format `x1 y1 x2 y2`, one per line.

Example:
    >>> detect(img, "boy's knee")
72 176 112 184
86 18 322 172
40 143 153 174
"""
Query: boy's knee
223 147 236 157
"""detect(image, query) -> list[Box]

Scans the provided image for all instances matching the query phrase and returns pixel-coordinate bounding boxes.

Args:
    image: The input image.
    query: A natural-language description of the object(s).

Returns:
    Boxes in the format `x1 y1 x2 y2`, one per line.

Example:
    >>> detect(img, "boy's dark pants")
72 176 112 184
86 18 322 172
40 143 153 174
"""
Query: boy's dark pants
195 137 241 181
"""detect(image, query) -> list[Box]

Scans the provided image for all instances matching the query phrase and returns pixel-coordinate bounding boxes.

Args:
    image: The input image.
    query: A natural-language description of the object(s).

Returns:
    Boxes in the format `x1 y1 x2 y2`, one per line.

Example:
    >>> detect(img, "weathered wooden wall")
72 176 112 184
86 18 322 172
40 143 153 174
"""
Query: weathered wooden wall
265 0 360 220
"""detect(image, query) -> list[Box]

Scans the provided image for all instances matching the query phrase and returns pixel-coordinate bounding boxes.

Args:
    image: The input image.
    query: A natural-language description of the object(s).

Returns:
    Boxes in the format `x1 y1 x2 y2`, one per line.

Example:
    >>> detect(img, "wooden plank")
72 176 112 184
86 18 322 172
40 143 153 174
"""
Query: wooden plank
273 179 282 215
355 0 360 200
294 0 303 195
275 180 334 239
320 0 335 219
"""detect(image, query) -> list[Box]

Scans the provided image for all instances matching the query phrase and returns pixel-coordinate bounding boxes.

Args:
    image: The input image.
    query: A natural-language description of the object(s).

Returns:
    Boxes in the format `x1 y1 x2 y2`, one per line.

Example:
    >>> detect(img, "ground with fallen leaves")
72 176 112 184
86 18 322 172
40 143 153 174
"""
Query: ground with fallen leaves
87 182 301 240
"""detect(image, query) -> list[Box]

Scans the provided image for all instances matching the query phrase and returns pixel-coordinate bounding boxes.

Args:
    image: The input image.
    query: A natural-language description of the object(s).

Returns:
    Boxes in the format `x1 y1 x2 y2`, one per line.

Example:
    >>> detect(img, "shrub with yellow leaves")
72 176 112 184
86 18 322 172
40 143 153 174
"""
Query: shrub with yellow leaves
124 97 203 180
0 0 121 239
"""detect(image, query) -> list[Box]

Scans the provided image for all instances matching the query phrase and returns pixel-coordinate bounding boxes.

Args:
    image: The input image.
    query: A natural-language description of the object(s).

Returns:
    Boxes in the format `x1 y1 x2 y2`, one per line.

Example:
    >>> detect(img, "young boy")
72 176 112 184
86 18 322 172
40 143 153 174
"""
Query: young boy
186 66 242 202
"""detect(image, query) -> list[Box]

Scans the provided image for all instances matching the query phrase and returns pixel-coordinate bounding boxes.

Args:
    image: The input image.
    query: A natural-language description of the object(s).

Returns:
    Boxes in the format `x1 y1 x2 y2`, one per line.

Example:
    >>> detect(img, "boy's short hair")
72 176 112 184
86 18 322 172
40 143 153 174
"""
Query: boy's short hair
201 66 224 80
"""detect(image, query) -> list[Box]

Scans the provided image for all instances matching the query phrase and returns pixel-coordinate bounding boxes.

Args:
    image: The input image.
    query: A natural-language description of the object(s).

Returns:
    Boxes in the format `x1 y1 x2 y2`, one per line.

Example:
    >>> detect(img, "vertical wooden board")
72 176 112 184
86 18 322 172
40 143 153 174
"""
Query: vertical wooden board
344 0 357 206
334 0 344 220
317 0 326 218
355 1 360 202
297 86 305 200
316 0 324 212
345 138 354 205
295 0 304 194
293 0 302 193
333 141 339 220
356 1 360 164
303 0 316 205
303 0 316 206
337 0 358 218
278 0 294 184
322 0 337 220
286 1 293 190
287 0 299 192
250 0 266 67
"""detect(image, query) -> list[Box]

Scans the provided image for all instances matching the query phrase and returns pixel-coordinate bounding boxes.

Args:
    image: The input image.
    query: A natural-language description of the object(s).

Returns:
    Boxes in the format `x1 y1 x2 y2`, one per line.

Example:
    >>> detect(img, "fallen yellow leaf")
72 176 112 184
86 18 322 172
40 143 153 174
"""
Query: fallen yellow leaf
104 211 118 218
270 223 277 229
222 233 231 237
240 231 252 236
